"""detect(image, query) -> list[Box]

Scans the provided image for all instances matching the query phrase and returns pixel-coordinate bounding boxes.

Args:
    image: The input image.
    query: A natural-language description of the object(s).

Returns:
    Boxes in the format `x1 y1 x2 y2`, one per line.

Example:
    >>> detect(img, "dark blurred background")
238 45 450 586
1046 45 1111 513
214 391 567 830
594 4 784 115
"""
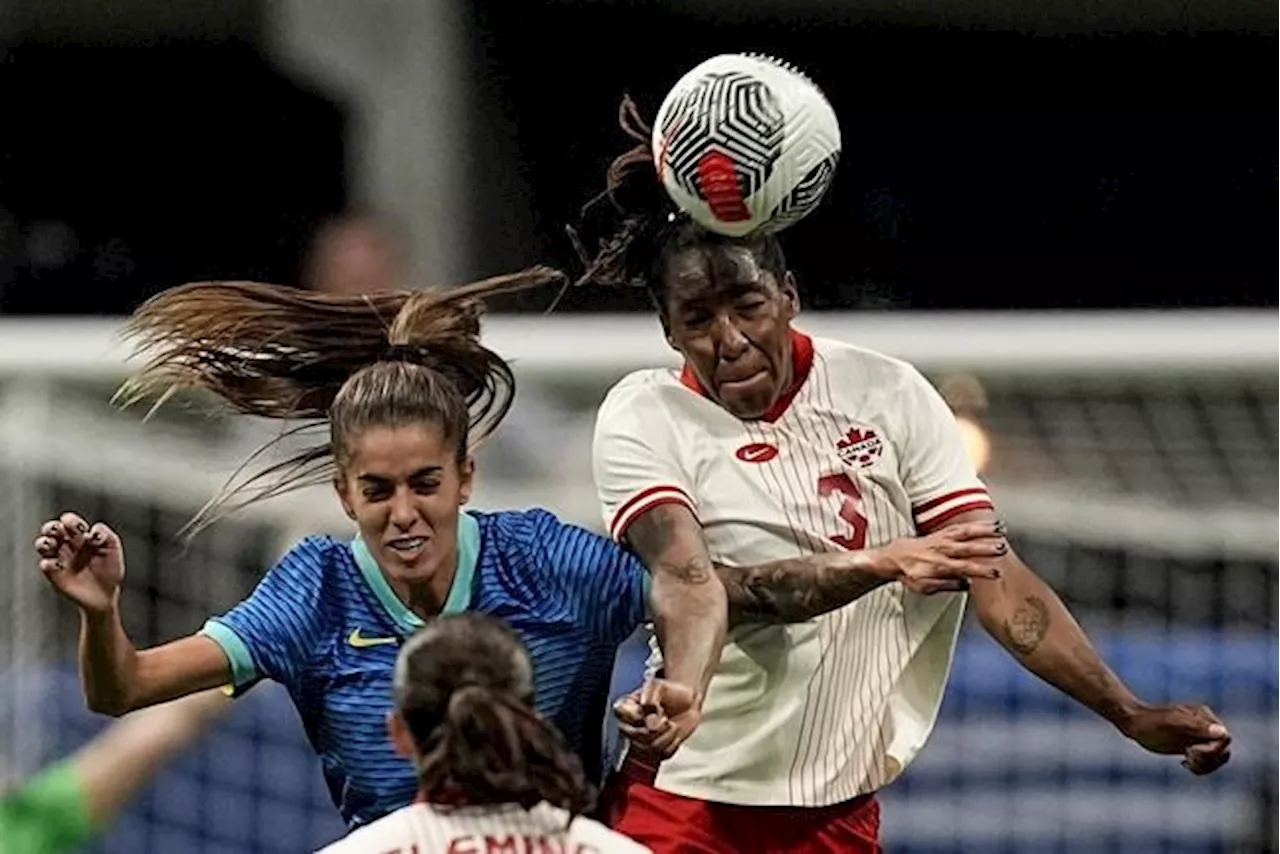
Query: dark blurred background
0 4 1275 854
0 0 1275 315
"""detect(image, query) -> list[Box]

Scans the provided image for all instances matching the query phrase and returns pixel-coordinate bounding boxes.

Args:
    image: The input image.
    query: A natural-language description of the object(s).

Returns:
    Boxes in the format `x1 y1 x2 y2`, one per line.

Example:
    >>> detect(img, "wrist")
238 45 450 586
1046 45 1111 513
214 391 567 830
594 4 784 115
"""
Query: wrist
1102 695 1149 736
854 546 899 581
80 594 121 622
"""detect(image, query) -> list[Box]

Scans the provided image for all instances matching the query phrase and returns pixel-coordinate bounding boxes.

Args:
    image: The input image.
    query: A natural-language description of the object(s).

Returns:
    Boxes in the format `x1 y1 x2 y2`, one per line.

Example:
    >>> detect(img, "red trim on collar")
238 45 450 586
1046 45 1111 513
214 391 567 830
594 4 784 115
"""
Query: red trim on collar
679 329 814 423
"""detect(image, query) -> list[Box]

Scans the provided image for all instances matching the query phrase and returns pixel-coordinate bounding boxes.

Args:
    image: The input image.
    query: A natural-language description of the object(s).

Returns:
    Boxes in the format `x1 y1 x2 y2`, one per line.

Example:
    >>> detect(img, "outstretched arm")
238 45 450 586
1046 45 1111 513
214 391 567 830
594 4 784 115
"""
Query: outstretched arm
0 690 230 854
955 508 1231 775
73 690 231 827
717 520 1007 625
625 504 727 716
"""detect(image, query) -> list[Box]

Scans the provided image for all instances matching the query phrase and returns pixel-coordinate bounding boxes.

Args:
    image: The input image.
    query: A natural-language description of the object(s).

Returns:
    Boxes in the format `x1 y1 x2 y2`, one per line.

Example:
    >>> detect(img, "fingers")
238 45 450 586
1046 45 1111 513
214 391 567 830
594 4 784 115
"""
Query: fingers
937 539 1009 560
1183 738 1231 775
638 679 661 710
1177 704 1230 742
35 514 116 573
646 723 686 757
908 578 971 595
906 555 1003 588
939 520 1007 542
86 522 120 554
34 534 60 559
614 693 671 752
59 512 90 541
613 694 645 727
649 679 697 715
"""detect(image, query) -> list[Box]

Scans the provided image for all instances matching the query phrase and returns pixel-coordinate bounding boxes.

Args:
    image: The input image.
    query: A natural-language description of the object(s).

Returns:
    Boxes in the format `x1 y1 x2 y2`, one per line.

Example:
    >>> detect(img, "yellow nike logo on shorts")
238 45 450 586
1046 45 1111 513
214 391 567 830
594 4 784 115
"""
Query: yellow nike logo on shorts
347 629 399 648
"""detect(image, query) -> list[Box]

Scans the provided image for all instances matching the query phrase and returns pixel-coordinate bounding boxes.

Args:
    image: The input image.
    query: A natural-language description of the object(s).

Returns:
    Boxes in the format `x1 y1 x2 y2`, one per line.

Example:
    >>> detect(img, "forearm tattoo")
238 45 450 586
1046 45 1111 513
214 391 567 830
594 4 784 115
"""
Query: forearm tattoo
626 507 714 585
1004 595 1051 655
719 560 883 624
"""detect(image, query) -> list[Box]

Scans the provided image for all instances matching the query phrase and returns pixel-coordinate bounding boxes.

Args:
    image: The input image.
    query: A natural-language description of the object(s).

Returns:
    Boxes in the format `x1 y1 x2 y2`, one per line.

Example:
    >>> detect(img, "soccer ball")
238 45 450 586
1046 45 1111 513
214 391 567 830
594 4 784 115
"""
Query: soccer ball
651 53 841 238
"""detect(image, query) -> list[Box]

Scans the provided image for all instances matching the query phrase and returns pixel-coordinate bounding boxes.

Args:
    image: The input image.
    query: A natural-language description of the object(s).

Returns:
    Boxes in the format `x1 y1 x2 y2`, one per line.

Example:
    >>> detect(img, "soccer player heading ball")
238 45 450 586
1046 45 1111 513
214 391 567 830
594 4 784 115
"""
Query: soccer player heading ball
573 93 1232 853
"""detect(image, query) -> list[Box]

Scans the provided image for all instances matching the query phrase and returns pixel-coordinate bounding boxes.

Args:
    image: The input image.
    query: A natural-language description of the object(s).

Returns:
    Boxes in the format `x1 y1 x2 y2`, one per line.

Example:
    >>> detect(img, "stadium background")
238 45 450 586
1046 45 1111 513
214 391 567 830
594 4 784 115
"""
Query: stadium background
0 1 1275 852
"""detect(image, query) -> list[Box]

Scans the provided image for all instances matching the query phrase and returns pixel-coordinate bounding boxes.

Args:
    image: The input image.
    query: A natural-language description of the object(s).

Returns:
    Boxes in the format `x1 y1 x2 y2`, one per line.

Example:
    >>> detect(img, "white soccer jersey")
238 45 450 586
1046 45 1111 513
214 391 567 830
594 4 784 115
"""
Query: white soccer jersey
316 800 651 854
592 330 995 808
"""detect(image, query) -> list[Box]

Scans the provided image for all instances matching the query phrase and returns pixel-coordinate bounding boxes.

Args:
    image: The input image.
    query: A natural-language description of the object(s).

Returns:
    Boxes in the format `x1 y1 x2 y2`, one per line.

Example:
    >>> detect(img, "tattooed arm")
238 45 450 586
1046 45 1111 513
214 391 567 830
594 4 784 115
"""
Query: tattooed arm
950 507 1232 774
625 503 727 714
945 508 1143 727
717 520 1008 625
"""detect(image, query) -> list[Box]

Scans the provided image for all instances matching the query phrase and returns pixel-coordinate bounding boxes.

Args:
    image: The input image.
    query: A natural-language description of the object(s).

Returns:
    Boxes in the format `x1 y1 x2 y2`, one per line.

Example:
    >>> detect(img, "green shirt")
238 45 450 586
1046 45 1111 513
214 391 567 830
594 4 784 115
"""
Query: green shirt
0 762 94 854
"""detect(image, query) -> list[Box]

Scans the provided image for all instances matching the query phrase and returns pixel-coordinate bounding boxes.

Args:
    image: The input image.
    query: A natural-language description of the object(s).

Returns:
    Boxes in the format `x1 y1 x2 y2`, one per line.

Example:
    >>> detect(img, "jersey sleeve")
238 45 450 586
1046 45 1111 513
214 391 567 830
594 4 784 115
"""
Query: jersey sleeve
199 537 330 693
0 761 94 854
527 510 651 644
895 366 996 532
592 377 697 543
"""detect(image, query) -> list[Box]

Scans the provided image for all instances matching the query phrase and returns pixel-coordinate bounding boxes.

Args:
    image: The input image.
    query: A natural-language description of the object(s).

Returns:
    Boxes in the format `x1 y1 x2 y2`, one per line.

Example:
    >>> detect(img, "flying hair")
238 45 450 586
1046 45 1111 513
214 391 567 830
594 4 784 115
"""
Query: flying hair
115 266 565 537
566 95 787 309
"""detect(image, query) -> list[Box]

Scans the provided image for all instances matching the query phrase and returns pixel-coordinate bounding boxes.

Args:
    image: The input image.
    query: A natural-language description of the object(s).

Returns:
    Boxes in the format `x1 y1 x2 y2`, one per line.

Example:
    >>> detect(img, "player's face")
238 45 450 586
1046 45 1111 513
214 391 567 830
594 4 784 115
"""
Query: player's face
335 421 474 595
659 244 799 419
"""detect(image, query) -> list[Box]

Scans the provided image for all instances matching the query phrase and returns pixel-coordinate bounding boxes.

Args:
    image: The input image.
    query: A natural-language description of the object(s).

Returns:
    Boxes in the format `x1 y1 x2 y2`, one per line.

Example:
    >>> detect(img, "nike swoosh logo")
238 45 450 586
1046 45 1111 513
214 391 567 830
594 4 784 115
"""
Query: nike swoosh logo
735 442 779 464
348 629 399 649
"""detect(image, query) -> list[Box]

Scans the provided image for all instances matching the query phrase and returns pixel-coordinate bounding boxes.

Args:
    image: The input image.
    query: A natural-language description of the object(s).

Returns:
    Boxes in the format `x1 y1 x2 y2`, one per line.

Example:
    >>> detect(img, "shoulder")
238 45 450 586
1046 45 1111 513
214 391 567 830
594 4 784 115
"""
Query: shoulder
271 535 350 585
595 369 707 450
472 508 621 566
597 369 689 420
279 534 346 568
470 507 564 543
809 334 922 388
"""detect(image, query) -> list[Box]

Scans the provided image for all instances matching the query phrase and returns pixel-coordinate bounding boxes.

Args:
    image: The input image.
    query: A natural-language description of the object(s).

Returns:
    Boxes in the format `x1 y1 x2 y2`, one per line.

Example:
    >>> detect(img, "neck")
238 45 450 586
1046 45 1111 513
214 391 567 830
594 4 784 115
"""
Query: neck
774 351 795 407
386 555 456 620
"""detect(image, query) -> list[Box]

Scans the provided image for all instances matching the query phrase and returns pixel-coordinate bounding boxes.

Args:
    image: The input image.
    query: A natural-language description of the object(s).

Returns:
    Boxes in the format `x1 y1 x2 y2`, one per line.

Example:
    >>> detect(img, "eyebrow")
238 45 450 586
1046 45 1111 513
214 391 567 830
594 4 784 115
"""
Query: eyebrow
356 466 443 483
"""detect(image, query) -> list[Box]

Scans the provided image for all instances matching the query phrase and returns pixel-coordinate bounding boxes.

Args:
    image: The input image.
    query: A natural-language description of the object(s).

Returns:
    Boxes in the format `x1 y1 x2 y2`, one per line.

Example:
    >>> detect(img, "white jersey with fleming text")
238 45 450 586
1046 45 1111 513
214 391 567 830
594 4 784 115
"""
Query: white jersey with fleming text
316 800 651 854
592 330 996 808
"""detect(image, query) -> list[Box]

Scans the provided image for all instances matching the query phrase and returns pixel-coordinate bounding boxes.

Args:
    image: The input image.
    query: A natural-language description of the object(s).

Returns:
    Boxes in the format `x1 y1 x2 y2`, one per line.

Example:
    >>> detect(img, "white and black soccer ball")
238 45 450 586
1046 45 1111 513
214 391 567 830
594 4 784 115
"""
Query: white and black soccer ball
651 53 841 238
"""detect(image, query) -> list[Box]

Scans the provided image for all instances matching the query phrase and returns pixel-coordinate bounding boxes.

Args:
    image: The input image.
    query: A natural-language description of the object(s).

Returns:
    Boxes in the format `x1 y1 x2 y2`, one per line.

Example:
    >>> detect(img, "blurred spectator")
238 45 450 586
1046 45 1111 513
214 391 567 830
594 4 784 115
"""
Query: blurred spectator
301 213 409 296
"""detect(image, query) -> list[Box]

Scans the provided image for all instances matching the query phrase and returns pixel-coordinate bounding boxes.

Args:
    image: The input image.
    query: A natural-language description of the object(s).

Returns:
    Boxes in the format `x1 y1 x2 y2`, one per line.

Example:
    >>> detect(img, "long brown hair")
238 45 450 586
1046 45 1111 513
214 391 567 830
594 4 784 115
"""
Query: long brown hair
115 267 564 535
396 613 594 816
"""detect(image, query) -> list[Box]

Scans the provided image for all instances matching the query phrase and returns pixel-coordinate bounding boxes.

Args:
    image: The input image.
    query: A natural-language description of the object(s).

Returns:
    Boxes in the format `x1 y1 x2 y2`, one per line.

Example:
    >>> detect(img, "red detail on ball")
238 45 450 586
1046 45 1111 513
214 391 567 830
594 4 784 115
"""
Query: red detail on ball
696 150 751 222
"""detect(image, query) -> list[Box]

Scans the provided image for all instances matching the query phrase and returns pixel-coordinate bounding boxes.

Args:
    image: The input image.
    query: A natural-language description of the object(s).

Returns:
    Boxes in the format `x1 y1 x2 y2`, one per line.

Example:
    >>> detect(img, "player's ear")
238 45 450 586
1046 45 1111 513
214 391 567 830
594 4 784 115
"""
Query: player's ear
780 271 800 320
387 712 416 760
456 455 475 505
659 312 680 352
333 471 357 521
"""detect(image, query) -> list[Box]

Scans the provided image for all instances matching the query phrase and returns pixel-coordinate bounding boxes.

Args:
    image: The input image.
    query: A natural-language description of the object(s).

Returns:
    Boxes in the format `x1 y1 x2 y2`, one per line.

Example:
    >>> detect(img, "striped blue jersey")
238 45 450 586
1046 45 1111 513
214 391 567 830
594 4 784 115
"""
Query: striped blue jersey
200 509 649 829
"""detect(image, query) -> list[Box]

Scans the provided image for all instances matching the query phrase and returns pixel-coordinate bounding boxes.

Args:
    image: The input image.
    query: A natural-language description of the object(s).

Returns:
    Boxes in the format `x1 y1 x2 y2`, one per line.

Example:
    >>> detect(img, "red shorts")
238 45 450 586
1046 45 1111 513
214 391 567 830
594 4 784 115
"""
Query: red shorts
600 756 881 854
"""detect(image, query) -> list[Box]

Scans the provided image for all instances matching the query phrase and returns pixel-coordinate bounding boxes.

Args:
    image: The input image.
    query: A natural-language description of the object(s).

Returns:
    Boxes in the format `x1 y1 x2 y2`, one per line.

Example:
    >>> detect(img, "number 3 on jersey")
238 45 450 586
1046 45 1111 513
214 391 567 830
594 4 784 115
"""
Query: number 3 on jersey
817 473 869 550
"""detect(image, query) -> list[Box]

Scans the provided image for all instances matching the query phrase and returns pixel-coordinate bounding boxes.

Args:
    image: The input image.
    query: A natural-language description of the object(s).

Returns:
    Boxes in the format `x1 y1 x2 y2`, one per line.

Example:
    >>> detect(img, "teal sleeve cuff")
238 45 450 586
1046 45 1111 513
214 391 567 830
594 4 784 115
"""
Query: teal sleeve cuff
200 619 260 688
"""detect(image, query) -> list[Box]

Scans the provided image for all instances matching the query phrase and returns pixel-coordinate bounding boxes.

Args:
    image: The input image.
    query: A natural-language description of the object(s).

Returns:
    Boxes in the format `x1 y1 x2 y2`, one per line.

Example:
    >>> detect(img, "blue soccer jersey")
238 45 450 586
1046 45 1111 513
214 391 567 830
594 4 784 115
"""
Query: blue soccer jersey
199 509 649 829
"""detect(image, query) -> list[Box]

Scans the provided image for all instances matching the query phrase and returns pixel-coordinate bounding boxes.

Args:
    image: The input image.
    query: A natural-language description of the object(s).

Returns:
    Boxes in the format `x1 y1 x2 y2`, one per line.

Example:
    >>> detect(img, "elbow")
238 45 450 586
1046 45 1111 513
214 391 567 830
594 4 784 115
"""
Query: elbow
86 694 134 717
83 680 142 717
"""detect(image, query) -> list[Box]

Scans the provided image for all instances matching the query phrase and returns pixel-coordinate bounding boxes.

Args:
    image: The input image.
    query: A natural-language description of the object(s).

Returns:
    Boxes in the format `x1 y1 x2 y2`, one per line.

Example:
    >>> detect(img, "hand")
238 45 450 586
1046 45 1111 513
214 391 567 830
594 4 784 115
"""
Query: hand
613 678 701 760
871 521 1007 594
1120 702 1231 775
34 512 126 615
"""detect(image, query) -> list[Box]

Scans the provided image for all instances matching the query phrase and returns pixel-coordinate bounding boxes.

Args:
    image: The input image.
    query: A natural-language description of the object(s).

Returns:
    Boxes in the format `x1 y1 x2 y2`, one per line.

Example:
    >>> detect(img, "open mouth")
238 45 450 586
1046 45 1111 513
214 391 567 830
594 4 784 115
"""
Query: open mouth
386 536 428 559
